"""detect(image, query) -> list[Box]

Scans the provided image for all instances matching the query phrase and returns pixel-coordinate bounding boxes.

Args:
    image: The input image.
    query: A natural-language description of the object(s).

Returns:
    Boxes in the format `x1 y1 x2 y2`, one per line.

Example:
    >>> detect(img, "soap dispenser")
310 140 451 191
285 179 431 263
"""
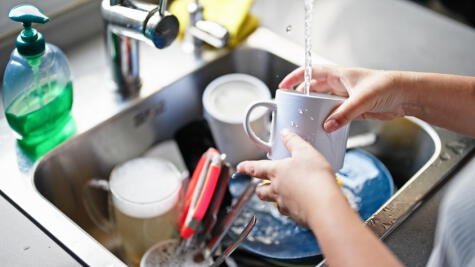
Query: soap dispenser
2 4 75 158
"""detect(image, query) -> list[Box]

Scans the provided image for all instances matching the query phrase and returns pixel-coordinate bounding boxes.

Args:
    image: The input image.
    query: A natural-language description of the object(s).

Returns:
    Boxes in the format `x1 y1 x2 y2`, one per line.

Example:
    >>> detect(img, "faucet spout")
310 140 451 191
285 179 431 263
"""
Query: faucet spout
101 0 179 98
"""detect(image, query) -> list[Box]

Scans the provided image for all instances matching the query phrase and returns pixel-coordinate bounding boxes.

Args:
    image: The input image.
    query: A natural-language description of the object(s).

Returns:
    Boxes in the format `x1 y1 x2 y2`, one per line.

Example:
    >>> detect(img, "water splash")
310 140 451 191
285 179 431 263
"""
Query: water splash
304 0 315 95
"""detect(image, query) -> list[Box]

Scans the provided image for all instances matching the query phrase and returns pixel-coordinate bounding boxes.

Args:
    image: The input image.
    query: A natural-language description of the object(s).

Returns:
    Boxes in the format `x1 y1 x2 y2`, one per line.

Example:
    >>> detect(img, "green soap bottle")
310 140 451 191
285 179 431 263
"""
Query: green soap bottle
2 4 75 158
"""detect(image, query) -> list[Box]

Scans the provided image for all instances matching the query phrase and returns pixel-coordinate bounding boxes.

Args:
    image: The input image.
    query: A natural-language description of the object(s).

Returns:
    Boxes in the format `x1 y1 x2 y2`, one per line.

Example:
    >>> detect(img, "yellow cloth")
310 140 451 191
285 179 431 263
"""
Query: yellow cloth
170 0 259 47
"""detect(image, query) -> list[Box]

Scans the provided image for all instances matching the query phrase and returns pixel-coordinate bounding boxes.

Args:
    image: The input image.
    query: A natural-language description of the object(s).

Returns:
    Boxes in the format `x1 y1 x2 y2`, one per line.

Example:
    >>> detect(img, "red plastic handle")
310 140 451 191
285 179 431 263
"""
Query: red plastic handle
180 154 222 239
179 148 220 236
179 154 207 229
194 163 221 220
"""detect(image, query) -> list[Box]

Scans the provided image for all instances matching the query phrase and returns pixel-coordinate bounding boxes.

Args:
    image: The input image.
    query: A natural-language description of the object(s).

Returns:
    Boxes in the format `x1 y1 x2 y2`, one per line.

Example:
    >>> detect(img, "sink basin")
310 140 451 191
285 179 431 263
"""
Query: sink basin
33 47 475 264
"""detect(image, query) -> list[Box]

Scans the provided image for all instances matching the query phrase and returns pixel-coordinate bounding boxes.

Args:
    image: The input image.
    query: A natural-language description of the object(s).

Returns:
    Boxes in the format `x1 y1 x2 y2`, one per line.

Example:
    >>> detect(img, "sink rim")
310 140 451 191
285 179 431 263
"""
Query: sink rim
365 116 442 238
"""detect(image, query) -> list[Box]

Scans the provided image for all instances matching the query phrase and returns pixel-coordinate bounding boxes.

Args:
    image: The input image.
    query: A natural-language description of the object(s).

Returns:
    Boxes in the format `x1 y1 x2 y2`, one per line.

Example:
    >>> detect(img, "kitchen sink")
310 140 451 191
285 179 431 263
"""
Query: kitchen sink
33 47 475 264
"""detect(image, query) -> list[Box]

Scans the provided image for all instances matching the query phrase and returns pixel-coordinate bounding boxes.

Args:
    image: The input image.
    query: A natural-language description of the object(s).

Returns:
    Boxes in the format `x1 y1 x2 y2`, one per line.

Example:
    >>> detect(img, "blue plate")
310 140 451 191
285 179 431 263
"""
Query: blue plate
228 149 395 261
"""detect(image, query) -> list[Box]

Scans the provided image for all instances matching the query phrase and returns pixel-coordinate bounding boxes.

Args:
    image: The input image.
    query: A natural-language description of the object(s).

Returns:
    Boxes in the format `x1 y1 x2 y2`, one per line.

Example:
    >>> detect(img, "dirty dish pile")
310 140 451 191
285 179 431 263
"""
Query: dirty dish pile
139 147 257 266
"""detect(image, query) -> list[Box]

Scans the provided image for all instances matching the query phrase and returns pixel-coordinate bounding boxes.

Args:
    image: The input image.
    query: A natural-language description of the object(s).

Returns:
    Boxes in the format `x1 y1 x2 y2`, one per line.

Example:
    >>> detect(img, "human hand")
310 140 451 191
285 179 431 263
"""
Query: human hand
279 65 409 132
236 129 340 227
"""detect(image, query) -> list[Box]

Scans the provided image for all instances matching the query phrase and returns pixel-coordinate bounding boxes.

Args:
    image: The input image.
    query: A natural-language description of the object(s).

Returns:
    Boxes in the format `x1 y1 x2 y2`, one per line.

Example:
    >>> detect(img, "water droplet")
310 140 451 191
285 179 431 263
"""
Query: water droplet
446 141 466 155
290 121 296 127
305 109 309 112
285 25 292 33
440 152 451 161
298 108 304 115
309 116 314 121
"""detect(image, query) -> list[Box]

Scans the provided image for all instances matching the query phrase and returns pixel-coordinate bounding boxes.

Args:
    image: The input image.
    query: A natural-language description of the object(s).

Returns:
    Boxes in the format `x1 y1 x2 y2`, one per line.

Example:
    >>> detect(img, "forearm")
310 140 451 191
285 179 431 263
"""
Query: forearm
304 176 402 267
398 72 475 137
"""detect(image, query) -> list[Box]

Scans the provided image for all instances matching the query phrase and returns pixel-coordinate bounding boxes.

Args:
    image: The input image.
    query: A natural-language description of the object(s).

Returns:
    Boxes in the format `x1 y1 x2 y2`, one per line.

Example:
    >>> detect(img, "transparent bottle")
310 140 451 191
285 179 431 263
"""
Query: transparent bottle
2 4 75 158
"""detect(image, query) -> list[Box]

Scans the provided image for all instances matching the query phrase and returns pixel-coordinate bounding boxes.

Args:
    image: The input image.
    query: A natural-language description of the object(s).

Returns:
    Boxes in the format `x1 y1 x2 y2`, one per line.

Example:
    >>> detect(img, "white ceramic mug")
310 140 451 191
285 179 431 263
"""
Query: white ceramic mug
243 89 350 171
82 158 183 265
203 73 271 166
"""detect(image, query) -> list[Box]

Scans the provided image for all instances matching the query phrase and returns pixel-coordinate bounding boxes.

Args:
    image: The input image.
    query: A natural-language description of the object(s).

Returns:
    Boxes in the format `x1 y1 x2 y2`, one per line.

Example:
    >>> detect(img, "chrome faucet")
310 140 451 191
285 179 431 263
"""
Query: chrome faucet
184 0 230 56
101 0 179 98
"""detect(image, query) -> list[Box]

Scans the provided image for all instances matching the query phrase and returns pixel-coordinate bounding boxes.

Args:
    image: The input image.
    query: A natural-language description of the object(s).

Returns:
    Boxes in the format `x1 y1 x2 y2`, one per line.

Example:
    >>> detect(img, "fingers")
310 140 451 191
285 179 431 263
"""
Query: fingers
236 160 277 180
295 80 332 94
255 185 289 216
323 96 372 132
255 183 278 202
276 200 290 216
279 67 305 89
279 65 336 89
280 129 313 156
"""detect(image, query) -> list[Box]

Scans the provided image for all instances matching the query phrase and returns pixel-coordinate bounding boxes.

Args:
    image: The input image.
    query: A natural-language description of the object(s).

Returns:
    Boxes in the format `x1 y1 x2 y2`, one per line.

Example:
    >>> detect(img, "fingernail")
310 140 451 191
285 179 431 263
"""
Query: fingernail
324 119 339 132
281 128 291 137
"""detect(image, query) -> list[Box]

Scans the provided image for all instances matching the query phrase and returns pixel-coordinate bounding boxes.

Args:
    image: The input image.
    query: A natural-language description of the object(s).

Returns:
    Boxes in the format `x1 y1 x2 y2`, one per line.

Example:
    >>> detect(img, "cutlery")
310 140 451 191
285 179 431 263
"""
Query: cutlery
206 177 258 255
210 215 257 267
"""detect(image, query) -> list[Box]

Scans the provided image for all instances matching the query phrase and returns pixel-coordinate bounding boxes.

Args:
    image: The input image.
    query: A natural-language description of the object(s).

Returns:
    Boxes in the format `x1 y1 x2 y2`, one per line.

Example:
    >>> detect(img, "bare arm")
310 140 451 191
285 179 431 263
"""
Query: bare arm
401 72 475 137
305 171 401 267
280 66 475 137
235 67 475 267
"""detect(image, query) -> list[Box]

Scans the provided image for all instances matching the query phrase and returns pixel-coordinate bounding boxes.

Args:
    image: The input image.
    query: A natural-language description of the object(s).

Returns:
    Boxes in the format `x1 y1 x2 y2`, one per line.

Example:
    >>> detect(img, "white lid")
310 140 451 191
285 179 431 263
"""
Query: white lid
203 73 271 124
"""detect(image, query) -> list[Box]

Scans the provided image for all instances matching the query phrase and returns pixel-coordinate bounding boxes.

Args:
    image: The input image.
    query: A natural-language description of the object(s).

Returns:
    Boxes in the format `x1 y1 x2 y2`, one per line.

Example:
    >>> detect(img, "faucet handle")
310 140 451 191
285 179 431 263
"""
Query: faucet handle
144 8 179 49
185 0 229 49
189 21 230 48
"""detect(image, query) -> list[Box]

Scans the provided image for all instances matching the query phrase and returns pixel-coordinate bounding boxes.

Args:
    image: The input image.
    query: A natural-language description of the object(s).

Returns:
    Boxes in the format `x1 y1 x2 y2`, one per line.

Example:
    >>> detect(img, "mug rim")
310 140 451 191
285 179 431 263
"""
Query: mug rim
203 73 272 124
277 88 346 101
109 157 182 206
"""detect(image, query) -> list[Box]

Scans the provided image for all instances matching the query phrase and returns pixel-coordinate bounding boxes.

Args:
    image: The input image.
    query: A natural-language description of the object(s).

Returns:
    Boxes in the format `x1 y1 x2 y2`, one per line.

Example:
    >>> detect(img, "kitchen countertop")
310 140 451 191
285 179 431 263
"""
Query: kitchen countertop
0 0 474 266
0 190 85 267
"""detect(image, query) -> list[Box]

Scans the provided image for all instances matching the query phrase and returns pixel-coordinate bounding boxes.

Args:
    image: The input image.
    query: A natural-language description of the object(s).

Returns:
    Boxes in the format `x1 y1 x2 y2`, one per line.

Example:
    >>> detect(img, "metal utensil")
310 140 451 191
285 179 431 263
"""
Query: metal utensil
206 177 259 255
210 215 257 267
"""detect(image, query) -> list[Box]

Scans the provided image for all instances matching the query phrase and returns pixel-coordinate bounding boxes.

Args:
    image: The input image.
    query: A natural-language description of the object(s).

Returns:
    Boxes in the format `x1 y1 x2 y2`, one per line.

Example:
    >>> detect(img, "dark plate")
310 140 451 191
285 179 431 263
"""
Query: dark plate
228 149 395 261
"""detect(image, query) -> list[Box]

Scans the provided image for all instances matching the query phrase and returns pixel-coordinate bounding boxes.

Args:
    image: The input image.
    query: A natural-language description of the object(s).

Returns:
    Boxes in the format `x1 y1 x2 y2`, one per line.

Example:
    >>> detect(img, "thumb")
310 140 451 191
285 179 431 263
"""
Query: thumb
323 96 371 132
281 129 313 156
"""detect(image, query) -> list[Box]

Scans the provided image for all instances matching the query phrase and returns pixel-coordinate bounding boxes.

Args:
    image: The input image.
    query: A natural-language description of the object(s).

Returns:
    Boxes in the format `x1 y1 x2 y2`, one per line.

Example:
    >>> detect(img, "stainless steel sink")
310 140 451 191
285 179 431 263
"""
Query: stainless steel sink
33 47 475 264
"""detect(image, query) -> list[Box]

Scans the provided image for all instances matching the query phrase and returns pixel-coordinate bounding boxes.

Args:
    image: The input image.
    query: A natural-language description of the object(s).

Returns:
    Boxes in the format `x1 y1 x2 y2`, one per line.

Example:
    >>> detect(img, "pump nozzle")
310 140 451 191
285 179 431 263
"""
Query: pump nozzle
9 4 50 57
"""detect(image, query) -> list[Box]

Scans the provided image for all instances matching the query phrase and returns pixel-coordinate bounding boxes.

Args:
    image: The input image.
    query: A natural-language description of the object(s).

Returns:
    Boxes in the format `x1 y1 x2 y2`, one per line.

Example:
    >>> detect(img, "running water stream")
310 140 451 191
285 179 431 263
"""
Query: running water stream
304 0 315 95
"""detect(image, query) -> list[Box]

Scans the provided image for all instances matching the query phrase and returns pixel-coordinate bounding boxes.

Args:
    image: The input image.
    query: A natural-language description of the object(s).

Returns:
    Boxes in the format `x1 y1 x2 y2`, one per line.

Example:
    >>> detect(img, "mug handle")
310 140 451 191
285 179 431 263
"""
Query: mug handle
82 179 114 233
243 101 277 153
